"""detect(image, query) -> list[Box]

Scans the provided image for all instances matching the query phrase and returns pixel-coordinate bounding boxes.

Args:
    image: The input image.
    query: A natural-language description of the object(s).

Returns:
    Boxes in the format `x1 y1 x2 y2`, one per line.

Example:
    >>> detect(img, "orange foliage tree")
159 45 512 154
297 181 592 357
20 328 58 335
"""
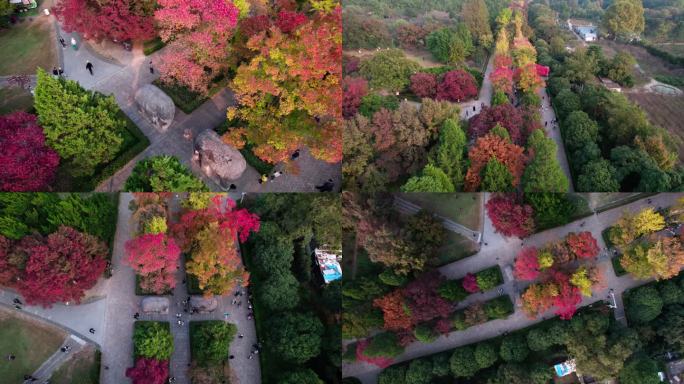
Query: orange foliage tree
225 6 342 164
464 133 526 191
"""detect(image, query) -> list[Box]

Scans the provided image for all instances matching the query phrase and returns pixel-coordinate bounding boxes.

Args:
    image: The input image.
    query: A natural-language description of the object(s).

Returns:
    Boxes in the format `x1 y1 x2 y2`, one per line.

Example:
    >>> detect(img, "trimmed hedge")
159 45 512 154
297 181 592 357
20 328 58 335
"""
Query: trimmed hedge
143 38 166 56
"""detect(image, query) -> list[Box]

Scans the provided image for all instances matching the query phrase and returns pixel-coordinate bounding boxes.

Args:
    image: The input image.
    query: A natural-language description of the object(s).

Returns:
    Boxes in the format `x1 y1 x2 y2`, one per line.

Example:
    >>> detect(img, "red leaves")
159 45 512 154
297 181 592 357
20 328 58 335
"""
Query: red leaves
276 10 308 33
565 231 599 259
374 271 451 332
494 55 513 69
551 271 582 320
14 227 108 307
410 72 438 99
0 112 59 192
240 14 272 37
126 358 169 384
343 77 368 119
125 233 180 294
485 194 534 238
468 104 525 144
462 273 479 293
373 290 413 331
514 63 545 93
53 0 155 42
490 67 514 95
435 70 478 102
514 247 540 280
465 133 527 191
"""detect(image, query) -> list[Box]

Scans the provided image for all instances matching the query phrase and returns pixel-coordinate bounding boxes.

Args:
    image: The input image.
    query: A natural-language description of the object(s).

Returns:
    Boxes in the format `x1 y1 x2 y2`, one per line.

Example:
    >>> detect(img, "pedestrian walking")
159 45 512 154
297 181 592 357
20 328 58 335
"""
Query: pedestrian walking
13 298 22 305
229 184 236 190
238 334 244 339
258 174 268 184
59 37 66 48
472 105 476 112
229 355 234 359
14 305 21 310
52 67 59 77
271 171 283 180
291 149 300 160
58 67 64 77
7 354 15 361
89 328 95 334
85 61 94 76
544 121 547 127
70 37 77 50
149 61 154 74
134 312 140 319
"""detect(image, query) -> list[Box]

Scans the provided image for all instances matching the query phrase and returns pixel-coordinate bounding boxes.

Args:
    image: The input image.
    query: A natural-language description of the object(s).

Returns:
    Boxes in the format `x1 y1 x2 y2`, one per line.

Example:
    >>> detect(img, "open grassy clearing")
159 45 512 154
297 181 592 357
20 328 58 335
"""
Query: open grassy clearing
398 192 483 230
0 308 66 383
626 92 684 162
0 17 57 75
50 346 100 384
0 86 33 114
432 231 479 266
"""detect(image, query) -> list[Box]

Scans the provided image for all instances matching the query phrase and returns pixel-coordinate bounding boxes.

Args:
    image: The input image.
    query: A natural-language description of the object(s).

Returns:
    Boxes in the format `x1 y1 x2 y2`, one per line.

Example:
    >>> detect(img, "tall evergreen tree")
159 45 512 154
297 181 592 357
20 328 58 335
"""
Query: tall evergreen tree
430 118 466 189
33 68 124 177
522 129 569 192
462 0 493 47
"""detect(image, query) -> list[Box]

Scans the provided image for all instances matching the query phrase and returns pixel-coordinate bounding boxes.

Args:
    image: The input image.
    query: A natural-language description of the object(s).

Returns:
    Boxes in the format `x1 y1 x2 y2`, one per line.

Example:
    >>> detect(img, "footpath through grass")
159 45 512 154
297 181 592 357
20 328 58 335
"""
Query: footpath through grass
399 193 483 230
0 308 66 383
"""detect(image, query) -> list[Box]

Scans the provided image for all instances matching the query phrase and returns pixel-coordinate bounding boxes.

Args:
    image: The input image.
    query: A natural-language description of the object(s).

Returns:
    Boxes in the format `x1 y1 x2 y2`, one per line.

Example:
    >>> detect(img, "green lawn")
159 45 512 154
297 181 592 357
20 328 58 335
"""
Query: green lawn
431 231 479 267
0 86 33 114
0 17 57 75
398 193 483 230
50 348 100 384
0 309 66 383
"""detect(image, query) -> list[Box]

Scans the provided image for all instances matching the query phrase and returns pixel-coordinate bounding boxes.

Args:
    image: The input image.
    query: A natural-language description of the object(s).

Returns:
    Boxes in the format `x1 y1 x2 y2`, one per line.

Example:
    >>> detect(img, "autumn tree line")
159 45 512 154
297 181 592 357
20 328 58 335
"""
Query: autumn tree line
343 0 571 193
528 2 682 192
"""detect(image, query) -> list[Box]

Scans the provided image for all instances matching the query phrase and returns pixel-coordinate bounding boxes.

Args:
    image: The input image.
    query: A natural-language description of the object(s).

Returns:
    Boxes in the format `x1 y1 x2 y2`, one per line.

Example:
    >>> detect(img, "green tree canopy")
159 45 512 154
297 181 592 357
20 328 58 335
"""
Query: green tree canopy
603 0 645 39
522 129 569 192
124 155 208 192
34 68 124 177
427 25 474 65
359 49 421 91
133 322 174 360
191 321 236 364
267 312 324 364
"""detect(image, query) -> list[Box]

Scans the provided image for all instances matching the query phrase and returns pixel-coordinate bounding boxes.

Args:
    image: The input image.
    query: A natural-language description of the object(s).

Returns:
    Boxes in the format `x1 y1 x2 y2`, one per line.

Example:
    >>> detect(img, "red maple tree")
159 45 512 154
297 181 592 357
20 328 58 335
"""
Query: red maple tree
343 77 368 119
565 231 599 259
402 271 451 324
494 55 513 69
0 112 59 192
125 233 180 294
16 226 108 307
240 14 272 37
551 271 582 320
155 0 239 94
373 290 413 331
490 67 514 95
462 273 480 293
514 247 540 280
126 357 169 384
435 70 478 102
276 10 308 33
465 133 527 191
485 194 535 238
410 72 438 99
53 0 155 42
0 236 18 286
467 104 525 144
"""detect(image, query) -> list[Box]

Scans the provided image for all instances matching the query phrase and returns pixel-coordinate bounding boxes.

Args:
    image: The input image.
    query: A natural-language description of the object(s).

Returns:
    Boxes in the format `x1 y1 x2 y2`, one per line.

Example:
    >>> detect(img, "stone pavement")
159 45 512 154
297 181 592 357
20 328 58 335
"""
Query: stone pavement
24 334 87 384
343 193 682 383
0 291 106 347
53 18 340 193
538 87 574 191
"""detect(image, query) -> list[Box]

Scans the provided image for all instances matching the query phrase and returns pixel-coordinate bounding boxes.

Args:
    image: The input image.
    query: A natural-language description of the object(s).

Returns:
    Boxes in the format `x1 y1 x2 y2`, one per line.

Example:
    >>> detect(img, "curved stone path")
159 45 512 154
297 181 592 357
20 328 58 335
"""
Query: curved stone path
343 193 681 383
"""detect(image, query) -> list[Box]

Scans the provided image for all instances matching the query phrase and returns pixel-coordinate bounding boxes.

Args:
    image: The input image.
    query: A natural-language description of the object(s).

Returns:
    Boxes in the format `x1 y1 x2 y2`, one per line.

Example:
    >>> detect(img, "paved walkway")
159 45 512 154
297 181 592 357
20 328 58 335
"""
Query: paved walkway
53 20 340 193
538 87 574 191
0 291 106 347
23 334 87 384
343 193 681 383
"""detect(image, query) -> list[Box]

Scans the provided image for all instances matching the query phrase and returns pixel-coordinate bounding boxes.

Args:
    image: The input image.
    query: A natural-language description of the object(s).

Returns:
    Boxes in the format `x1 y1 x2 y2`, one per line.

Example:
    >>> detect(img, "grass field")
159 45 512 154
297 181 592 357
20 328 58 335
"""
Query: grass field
596 40 684 80
0 17 57 75
652 43 684 57
431 231 479 267
398 193 483 230
0 86 33 115
626 92 684 162
0 308 66 383
50 347 100 384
